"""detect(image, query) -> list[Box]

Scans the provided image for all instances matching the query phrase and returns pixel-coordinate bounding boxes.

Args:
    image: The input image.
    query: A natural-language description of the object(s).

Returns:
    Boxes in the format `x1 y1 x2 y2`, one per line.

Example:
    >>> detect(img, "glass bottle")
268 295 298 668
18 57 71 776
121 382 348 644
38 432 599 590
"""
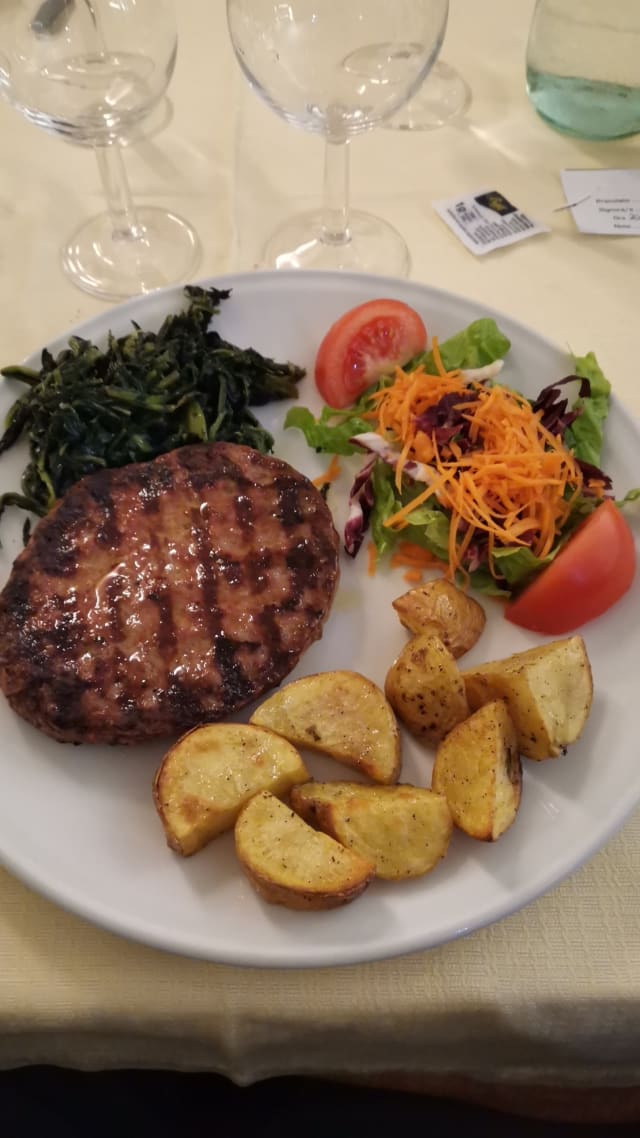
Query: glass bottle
526 0 640 140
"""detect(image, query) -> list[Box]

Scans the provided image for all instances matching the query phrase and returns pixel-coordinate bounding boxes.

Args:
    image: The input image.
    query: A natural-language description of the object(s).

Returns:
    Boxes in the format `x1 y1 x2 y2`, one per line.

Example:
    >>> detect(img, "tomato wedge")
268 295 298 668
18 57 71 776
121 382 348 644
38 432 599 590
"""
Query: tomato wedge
314 299 427 409
505 500 636 634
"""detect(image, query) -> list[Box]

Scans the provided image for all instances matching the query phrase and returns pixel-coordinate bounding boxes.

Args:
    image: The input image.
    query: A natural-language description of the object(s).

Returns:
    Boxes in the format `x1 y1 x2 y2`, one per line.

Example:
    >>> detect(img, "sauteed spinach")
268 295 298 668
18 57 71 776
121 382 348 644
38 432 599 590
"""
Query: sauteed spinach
0 285 304 535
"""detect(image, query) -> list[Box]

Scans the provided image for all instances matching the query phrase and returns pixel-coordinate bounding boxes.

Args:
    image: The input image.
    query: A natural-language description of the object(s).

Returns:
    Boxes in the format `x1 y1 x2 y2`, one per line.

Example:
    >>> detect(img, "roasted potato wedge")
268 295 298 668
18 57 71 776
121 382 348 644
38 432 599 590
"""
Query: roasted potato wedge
153 723 309 856
392 578 486 658
249 670 400 784
291 781 452 880
235 791 375 910
384 632 469 746
432 699 522 841
461 635 593 761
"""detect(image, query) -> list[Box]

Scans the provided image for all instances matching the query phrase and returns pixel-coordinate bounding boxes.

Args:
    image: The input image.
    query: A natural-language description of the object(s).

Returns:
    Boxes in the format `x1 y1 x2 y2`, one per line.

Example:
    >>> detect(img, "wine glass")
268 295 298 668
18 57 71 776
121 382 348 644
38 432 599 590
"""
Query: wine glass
0 0 200 301
384 3 470 132
384 59 472 131
110 95 174 149
227 0 450 277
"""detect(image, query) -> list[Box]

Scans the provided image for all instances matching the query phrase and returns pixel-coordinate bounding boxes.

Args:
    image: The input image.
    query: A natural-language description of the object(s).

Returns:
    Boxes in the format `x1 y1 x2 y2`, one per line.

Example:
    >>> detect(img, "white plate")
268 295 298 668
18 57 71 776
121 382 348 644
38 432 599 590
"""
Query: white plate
0 270 639 969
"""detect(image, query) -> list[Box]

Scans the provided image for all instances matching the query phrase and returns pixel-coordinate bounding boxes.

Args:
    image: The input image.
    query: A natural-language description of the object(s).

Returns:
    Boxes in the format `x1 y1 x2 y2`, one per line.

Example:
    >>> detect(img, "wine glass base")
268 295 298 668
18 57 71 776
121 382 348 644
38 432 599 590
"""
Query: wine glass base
384 61 472 131
61 207 202 301
262 208 411 277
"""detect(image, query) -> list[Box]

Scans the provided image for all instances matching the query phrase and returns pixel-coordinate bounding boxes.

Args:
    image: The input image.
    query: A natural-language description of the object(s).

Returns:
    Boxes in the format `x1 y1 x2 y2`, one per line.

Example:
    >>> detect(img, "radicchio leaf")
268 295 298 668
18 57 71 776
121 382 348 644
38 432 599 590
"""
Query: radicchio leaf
532 376 613 494
464 530 490 574
414 391 478 451
349 433 433 484
576 458 613 496
343 455 376 557
531 374 591 436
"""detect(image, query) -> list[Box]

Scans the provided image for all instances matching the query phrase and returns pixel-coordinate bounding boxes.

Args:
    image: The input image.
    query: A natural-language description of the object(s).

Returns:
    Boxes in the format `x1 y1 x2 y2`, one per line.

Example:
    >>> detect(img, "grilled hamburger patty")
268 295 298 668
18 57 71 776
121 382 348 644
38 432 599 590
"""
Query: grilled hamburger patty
0 442 340 744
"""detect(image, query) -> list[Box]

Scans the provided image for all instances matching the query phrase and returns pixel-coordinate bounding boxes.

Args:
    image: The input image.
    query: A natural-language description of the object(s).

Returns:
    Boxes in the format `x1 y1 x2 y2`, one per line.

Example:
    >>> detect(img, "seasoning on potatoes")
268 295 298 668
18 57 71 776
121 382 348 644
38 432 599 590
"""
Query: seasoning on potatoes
461 635 593 761
235 790 375 910
291 781 452 881
250 669 401 784
153 722 309 856
384 632 469 746
392 578 486 658
432 699 522 841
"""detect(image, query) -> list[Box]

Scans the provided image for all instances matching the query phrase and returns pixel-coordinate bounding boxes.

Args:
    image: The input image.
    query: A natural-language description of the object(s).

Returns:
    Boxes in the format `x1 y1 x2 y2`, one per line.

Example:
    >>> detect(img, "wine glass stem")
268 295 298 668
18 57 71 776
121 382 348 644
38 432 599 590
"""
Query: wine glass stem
321 139 351 246
95 143 144 241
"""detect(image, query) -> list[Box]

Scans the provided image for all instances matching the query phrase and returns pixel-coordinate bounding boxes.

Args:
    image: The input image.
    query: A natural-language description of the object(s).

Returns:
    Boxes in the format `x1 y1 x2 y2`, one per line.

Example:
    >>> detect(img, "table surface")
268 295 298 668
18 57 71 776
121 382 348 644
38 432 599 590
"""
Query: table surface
1 0 640 1088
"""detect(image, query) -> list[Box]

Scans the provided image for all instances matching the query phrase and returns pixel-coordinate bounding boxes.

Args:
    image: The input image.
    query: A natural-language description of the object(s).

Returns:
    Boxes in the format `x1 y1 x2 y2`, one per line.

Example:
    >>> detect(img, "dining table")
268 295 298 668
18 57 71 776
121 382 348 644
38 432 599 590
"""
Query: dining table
1 0 640 1125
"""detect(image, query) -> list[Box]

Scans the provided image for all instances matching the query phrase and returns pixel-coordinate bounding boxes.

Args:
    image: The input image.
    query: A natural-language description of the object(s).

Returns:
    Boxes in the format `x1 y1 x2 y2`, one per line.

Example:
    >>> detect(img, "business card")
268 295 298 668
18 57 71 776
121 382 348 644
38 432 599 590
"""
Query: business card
560 169 640 235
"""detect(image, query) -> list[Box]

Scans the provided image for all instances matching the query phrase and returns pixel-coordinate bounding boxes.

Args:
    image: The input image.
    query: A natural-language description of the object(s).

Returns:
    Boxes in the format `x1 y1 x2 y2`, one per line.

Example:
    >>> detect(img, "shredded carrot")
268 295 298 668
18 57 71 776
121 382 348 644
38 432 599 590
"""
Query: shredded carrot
363 342 585 578
430 336 449 378
312 453 342 488
367 541 377 577
403 569 423 584
389 541 447 570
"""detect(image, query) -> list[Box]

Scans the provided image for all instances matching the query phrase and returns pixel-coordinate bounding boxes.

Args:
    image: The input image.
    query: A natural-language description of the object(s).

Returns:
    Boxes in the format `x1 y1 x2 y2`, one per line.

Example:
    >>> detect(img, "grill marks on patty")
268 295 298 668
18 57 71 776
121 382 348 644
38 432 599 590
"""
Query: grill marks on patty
0 443 340 745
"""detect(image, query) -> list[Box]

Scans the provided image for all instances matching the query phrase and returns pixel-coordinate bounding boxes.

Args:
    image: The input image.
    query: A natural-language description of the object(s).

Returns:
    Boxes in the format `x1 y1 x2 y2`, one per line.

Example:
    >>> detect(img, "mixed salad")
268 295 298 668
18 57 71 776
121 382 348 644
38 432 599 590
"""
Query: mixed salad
285 300 638 634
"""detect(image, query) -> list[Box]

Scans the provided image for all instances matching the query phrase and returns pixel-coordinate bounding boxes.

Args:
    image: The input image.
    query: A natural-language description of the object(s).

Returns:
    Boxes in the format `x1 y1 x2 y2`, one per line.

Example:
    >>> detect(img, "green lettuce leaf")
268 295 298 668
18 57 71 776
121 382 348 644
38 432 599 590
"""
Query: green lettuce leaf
369 462 401 558
564 351 611 466
366 465 452 563
284 405 370 455
618 487 640 507
491 545 553 588
401 506 452 563
412 318 511 374
465 568 511 597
